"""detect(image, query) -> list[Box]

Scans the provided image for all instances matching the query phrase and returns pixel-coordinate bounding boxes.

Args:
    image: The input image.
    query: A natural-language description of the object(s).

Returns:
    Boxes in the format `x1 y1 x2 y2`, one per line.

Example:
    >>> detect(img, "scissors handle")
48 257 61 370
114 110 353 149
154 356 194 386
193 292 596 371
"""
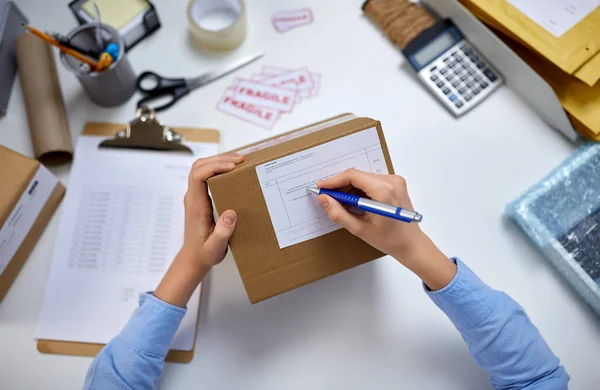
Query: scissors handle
136 71 190 112
136 71 187 93
136 87 190 112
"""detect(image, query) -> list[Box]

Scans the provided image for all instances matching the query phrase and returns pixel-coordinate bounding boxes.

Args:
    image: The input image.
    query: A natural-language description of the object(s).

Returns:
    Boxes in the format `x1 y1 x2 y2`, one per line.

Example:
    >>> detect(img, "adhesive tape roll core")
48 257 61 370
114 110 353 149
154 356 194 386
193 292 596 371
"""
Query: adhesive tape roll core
187 0 247 51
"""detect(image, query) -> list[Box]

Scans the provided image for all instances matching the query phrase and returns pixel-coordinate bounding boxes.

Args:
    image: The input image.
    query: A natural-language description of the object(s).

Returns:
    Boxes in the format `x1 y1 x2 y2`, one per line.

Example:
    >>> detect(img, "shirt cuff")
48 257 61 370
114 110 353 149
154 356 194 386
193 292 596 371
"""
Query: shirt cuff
118 292 187 358
424 258 499 331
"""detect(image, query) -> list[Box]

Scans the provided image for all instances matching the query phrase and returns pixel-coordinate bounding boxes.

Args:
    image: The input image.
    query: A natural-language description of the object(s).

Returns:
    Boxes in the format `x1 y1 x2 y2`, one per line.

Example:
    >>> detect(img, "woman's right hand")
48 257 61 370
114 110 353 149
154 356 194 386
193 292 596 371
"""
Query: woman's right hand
316 169 456 290
316 169 426 260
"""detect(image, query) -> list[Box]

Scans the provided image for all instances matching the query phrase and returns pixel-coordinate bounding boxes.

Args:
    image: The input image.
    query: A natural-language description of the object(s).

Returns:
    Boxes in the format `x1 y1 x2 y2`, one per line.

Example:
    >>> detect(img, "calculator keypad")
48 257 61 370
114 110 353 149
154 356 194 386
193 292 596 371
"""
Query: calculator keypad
421 40 501 115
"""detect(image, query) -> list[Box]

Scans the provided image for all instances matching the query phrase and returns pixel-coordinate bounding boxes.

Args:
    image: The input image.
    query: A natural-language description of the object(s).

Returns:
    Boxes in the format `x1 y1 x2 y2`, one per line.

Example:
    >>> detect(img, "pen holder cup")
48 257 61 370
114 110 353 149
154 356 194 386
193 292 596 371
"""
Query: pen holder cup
60 24 136 107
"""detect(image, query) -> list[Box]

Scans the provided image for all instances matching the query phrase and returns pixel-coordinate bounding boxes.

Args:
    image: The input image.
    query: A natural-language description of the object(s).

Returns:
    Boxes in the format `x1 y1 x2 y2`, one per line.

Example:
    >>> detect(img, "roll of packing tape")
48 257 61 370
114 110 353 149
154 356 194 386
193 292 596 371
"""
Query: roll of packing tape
187 0 247 51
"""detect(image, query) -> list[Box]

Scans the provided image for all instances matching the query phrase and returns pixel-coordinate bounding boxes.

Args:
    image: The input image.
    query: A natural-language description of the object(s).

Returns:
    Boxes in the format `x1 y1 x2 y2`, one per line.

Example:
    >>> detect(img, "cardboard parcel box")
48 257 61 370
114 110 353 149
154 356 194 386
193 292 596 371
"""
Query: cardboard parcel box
208 114 394 303
0 146 65 303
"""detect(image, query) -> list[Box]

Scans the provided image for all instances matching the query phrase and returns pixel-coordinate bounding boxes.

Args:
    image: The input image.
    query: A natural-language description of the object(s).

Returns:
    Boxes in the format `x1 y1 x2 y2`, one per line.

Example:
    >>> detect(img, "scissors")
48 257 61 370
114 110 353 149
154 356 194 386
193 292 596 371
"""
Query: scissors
136 52 264 112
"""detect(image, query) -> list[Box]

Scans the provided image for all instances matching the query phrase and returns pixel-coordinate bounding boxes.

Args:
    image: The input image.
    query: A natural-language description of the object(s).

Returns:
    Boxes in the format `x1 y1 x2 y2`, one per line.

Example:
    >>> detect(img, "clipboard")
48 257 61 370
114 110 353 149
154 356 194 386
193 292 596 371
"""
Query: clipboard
37 108 219 363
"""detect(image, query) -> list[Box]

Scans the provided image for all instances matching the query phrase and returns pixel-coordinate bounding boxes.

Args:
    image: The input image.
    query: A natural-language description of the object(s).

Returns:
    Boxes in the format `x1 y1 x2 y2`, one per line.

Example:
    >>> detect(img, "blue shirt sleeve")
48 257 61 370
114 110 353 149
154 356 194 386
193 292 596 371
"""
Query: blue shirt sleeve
426 259 570 389
83 293 186 390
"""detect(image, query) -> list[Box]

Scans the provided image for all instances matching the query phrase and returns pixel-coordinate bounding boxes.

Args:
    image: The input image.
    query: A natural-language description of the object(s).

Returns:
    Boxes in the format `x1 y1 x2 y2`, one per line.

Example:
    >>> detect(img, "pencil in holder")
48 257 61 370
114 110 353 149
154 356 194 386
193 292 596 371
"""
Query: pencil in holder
60 24 136 107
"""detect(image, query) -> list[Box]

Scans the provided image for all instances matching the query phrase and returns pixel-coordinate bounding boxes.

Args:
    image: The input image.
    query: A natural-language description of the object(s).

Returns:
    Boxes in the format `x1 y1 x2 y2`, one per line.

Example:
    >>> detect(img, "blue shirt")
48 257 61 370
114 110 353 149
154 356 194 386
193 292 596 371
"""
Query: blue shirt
83 259 570 389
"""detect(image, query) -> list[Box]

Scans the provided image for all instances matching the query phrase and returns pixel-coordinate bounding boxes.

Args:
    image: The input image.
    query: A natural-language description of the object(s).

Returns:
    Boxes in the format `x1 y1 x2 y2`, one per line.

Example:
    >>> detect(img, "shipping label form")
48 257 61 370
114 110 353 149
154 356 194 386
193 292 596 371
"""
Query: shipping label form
255 128 388 249
507 0 599 37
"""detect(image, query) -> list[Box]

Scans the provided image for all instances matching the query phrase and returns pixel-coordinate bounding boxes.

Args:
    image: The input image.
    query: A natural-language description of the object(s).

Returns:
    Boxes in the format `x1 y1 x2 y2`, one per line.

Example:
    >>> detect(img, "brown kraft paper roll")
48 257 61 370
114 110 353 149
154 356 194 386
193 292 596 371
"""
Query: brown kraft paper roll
15 33 73 165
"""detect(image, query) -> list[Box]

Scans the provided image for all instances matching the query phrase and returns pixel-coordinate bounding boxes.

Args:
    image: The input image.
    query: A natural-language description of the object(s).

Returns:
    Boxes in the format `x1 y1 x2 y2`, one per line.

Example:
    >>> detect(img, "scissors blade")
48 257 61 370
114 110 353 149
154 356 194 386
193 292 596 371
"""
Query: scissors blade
186 52 265 90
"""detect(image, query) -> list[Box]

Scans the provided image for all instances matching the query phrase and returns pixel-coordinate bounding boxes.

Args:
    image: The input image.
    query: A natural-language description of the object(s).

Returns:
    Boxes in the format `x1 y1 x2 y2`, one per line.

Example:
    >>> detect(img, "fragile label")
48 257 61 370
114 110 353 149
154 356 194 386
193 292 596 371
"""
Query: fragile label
257 68 314 93
217 89 280 129
234 79 297 113
272 8 314 33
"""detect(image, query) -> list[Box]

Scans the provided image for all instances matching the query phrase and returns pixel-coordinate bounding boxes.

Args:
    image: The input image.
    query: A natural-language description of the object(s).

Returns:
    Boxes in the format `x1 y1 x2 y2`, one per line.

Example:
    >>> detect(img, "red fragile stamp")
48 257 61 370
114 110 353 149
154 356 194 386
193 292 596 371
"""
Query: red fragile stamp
272 8 314 33
217 66 321 129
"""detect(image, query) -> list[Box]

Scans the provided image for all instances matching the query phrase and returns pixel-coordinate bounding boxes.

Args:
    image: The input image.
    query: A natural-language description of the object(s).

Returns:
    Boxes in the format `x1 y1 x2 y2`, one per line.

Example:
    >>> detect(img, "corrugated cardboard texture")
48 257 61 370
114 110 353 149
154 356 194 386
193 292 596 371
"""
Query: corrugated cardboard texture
459 0 600 86
0 146 65 303
208 116 394 303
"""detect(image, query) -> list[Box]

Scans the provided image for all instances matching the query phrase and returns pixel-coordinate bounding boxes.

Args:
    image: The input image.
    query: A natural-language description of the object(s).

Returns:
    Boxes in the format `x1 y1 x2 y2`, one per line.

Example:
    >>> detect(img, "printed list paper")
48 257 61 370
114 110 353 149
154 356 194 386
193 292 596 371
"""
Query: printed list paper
35 136 218 350
507 0 599 37
255 127 388 249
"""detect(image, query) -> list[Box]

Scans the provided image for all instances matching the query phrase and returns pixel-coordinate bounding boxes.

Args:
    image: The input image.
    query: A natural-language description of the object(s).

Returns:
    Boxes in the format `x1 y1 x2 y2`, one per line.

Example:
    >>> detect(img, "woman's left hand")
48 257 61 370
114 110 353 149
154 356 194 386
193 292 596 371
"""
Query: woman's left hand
180 152 245 268
154 152 245 307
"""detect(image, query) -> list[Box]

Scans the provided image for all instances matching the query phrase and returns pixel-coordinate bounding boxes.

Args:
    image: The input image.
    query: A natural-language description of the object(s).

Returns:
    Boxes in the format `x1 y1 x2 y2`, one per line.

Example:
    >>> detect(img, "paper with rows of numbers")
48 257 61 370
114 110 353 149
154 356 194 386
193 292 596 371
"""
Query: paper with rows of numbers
255 127 388 249
35 136 218 350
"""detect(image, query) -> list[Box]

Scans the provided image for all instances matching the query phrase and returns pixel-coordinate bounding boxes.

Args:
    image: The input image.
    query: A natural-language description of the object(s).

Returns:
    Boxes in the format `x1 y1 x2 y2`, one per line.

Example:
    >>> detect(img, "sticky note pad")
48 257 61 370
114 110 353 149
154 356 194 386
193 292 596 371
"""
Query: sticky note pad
83 0 149 30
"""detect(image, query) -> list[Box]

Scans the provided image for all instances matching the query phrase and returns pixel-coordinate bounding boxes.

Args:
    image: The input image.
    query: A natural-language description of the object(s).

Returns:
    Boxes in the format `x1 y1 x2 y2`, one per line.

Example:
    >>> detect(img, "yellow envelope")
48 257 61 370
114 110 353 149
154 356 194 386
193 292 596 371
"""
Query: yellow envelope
493 27 600 140
459 0 600 86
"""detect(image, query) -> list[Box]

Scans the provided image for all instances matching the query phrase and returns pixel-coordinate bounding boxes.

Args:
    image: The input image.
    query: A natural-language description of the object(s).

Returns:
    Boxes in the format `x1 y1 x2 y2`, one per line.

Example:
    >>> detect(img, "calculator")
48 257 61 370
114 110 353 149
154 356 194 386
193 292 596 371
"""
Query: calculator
402 19 502 116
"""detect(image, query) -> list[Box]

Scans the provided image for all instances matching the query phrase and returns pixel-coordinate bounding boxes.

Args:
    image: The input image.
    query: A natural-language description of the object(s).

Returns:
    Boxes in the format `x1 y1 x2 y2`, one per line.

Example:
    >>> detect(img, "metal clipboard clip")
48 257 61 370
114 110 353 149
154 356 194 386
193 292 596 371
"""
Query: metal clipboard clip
99 106 192 154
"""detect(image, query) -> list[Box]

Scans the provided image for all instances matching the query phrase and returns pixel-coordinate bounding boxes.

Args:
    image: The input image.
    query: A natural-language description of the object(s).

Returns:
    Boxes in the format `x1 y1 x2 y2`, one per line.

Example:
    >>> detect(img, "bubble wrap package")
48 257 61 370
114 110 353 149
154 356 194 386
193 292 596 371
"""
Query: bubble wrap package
506 143 600 317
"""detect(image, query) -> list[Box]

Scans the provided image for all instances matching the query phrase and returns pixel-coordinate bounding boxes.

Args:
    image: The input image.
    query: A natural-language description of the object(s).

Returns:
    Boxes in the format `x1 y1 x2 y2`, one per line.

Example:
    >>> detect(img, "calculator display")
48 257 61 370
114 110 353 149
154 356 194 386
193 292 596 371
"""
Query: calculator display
413 32 457 68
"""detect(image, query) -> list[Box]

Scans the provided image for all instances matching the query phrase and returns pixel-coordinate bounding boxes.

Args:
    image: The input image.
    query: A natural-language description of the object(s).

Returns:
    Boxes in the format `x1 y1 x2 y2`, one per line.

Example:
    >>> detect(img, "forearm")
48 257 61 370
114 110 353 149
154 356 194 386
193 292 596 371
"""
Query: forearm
391 233 457 291
154 248 210 308
83 293 186 390
85 249 209 389
425 259 569 389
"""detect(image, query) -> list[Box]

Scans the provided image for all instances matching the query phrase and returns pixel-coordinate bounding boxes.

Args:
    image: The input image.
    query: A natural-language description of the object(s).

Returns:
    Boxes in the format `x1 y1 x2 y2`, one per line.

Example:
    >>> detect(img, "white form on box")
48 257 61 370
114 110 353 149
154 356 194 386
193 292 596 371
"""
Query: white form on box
34 136 218 350
256 127 388 249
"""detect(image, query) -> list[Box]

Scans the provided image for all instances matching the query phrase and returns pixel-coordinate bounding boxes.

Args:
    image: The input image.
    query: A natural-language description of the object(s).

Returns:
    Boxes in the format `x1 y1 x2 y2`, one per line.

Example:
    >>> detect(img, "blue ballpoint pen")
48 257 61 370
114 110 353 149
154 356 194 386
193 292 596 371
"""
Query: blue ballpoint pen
308 187 423 223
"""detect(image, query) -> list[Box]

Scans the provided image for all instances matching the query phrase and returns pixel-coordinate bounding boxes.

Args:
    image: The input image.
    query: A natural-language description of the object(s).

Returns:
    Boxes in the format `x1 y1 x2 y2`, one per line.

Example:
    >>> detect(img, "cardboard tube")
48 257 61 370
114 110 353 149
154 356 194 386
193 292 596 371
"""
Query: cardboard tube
15 33 73 165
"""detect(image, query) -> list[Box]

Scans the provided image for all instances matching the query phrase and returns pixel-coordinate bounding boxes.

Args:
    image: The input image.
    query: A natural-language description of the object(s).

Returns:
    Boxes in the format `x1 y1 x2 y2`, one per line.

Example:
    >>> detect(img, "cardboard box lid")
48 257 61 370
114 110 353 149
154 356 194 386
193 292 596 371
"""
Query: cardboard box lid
459 0 600 86
208 116 393 303
0 146 40 226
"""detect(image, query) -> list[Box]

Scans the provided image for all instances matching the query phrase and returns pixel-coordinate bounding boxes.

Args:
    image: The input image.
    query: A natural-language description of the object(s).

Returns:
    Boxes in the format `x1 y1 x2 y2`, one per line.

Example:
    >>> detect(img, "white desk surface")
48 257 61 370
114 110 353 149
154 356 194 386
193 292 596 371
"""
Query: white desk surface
1 1 599 389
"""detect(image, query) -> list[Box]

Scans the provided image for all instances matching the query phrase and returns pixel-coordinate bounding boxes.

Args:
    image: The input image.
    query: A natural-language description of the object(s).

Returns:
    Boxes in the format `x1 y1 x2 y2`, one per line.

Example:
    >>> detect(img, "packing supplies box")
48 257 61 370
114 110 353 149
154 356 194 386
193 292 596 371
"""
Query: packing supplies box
0 146 65 303
458 0 600 87
486 24 600 141
208 114 394 303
